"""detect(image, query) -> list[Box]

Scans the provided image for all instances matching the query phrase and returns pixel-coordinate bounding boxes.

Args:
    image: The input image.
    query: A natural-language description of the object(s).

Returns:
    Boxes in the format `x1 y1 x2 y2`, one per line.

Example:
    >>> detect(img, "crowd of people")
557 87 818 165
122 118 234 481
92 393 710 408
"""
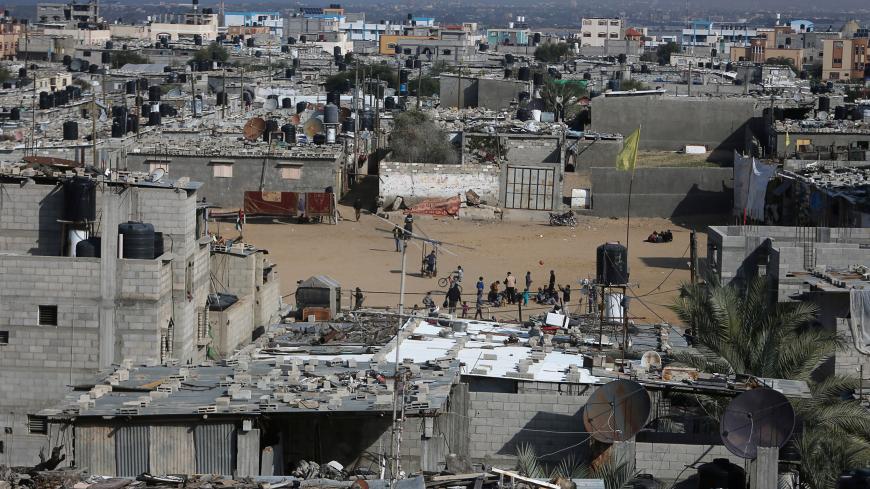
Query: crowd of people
646 229 673 243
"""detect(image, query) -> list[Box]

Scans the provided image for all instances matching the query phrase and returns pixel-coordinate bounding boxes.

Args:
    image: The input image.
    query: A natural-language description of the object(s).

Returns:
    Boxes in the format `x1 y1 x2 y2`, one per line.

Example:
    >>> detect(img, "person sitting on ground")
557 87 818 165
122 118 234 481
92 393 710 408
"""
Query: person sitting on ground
647 231 659 243
535 287 546 303
662 229 673 242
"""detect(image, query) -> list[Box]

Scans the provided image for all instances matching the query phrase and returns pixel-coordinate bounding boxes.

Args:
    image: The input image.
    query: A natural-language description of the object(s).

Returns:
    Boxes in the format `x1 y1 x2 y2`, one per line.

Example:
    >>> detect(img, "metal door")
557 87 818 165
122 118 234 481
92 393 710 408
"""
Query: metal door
115 425 149 476
195 423 236 475
505 166 555 210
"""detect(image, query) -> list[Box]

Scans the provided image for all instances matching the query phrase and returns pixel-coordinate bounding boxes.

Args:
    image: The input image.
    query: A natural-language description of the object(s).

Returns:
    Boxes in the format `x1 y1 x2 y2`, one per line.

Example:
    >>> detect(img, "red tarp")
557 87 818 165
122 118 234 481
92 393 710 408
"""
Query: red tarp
304 192 334 217
244 191 299 216
406 196 461 216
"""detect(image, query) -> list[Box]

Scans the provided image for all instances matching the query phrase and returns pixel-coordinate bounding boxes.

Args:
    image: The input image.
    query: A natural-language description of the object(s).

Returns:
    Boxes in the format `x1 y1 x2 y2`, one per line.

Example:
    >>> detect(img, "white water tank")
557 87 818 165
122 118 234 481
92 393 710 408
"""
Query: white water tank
571 188 590 209
68 228 88 257
605 292 624 322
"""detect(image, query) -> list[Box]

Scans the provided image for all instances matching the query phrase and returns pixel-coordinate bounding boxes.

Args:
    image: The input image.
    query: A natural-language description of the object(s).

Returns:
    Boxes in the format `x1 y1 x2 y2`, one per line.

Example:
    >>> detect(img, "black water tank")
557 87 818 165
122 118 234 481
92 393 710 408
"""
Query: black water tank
596 243 629 285
264 119 279 141
63 121 78 140
194 34 202 46
324 104 339 124
518 66 531 81
127 114 139 133
533 72 544 86
292 58 300 68
138 77 149 91
313 134 326 145
281 124 296 143
246 37 254 47
835 106 847 120
818 96 830 112
88 64 98 74
505 53 514 64
10 107 20 120
62 55 72 66
296 101 307 114
119 222 155 259
504 68 512 79
516 108 531 121
105 40 113 50
18 67 26 78
148 85 161 101
153 232 164 258
533 32 541 45
281 97 292 109
112 106 127 118
384 97 395 110
299 35 307 43
414 59 422 69
341 118 354 132
148 110 161 126
76 236 101 258
697 459 745 489
361 109 374 131
281 45 289 53
63 177 96 222
111 118 124 138
333 46 341 57
125 80 136 94
405 59 414 69
285 67 295 78
101 52 111 64
39 91 50 109
287 36 296 44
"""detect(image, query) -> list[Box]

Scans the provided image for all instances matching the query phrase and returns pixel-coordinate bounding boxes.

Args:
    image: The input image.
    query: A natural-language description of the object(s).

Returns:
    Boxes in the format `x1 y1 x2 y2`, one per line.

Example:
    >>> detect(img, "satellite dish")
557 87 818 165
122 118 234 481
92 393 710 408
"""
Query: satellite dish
148 167 166 183
640 351 662 371
583 379 650 443
303 117 323 137
264 98 278 110
720 387 795 459
243 117 266 141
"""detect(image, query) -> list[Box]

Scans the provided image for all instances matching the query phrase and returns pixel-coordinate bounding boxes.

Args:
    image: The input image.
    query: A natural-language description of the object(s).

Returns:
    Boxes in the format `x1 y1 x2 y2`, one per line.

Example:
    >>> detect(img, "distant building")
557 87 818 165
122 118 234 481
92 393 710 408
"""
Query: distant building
36 0 100 28
0 16 23 60
579 18 624 47
224 11 283 38
486 27 530 47
822 38 869 81
681 20 757 56
789 19 814 33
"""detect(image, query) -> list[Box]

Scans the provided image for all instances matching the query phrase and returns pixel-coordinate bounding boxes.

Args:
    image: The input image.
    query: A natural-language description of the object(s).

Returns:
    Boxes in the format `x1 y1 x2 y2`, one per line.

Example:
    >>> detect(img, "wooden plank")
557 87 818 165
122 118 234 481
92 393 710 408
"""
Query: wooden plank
490 468 560 489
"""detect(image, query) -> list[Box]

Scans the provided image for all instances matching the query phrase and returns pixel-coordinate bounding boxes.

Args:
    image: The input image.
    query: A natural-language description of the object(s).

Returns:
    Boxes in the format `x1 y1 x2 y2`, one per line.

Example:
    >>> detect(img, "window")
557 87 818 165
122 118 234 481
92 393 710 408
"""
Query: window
280 166 302 180
38 305 57 326
0 330 7 344
583 32 591 37
598 20 606 26
210 161 233 178
27 415 47 434
609 33 618 38
610 21 619 26
598 32 606 38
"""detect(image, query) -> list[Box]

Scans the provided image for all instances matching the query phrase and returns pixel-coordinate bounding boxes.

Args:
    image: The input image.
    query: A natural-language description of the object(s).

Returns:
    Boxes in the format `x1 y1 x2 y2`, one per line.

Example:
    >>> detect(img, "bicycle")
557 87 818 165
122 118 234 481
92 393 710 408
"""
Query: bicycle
438 275 463 289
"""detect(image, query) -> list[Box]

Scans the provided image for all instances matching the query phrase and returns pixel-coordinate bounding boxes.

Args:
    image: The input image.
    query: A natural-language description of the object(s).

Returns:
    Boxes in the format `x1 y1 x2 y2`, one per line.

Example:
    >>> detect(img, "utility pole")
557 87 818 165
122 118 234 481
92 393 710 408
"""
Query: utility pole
689 229 698 284
240 65 245 114
30 69 36 157
416 58 422 110
221 62 227 119
91 91 98 169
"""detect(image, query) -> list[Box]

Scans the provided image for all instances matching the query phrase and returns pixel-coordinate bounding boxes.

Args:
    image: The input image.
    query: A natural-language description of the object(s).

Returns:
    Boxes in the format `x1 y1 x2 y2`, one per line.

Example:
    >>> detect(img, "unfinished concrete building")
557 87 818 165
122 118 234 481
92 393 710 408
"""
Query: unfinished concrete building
0 164 283 465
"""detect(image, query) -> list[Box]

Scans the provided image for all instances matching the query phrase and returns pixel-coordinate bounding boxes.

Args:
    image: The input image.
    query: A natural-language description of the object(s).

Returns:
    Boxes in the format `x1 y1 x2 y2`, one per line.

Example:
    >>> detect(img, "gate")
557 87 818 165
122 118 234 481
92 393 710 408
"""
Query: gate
505 166 555 210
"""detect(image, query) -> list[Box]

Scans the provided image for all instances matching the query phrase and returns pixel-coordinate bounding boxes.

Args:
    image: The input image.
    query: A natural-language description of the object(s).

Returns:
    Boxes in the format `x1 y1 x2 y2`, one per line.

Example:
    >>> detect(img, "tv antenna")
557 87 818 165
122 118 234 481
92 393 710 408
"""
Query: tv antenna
720 387 795 459
583 379 651 443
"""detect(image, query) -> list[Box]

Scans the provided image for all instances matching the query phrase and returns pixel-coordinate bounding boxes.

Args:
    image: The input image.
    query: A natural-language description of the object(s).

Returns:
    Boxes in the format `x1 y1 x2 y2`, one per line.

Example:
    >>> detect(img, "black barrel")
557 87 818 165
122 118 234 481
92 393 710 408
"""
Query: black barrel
834 106 847 120
264 119 279 141
246 37 254 47
596 242 629 285
384 97 395 110
313 134 326 145
63 121 78 140
296 101 307 114
63 177 96 222
118 222 155 260
518 66 530 81
111 118 124 138
818 96 830 112
281 97 292 109
125 80 136 94
75 236 101 258
148 85 161 102
10 107 20 120
533 72 544 86
153 232 164 258
281 124 296 143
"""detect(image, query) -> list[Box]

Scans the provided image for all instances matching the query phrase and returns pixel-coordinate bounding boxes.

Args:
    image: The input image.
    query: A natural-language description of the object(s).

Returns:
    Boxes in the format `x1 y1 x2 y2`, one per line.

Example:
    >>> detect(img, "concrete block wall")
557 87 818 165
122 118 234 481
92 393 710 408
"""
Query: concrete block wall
503 135 563 164
835 317 870 378
0 182 64 255
634 442 739 481
256 274 282 328
591 167 733 218
465 385 594 466
380 162 501 206
211 296 256 356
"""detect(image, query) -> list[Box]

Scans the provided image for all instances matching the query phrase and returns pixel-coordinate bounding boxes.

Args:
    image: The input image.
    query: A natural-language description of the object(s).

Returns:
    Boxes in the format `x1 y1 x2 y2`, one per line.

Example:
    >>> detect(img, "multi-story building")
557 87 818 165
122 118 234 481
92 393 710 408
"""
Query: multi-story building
486 26 530 47
579 17 624 47
36 0 100 28
822 37 869 81
0 17 23 60
681 20 757 55
224 11 283 38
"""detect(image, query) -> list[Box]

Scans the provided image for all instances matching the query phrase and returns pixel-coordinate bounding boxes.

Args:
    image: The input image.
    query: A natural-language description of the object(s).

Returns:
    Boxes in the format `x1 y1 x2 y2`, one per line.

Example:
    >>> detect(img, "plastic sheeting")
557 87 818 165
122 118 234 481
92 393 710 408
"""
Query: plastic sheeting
244 191 299 216
406 196 462 216
851 289 870 348
734 151 777 222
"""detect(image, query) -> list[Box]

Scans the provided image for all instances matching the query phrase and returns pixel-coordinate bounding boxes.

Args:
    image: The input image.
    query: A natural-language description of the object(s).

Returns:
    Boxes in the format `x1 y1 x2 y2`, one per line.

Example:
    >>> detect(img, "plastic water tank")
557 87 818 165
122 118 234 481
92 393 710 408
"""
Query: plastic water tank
148 85 161 102
63 177 97 222
596 242 629 285
324 103 339 124
516 108 531 121
153 232 164 258
504 68 512 79
119 222 155 259
63 121 78 140
281 97 292 109
296 101 307 114
10 107 20 121
518 66 531 81
697 459 745 489
281 124 296 143
75 236 101 258
818 96 830 112
68 229 88 257
313 134 326 145
384 97 396 110
533 72 544 86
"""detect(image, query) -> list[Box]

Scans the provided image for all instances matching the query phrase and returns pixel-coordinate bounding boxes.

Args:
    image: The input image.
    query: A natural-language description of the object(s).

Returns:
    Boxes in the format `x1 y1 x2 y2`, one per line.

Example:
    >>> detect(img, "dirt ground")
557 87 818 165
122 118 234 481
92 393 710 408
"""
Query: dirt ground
232 208 709 326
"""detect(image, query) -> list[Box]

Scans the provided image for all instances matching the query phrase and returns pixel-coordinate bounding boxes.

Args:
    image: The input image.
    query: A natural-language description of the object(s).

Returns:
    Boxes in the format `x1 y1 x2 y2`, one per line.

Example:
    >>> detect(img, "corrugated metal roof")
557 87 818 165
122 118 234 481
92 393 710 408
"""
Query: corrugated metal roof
149 425 195 474
195 424 236 475
115 425 149 477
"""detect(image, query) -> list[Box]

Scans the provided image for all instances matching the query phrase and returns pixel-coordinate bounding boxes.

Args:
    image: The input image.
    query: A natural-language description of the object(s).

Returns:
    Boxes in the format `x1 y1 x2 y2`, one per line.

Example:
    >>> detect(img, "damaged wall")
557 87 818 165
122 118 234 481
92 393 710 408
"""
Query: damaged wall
380 162 500 206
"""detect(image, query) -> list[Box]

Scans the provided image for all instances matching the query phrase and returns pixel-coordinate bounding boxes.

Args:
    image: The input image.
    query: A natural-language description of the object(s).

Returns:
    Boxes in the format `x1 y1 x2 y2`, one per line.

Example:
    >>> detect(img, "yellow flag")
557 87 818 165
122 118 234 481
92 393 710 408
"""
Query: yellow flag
785 130 791 147
616 127 640 172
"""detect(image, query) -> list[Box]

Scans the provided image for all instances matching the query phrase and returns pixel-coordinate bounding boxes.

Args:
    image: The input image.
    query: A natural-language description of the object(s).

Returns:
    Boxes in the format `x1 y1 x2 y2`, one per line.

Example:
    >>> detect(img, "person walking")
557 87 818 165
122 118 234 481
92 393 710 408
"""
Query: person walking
522 288 530 306
476 276 485 302
562 284 571 304
525 271 533 291
505 272 517 304
353 287 364 310
392 226 402 252
446 283 462 315
461 301 469 318
353 198 362 222
474 295 484 319
548 270 556 293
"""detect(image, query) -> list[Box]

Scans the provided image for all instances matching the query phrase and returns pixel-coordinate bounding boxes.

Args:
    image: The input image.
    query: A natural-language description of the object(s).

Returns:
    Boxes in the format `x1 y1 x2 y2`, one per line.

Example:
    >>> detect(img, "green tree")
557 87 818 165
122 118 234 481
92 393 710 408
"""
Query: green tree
534 43 570 63
671 277 870 488
110 51 149 69
429 59 454 76
409 76 439 97
389 111 457 164
324 62 398 93
540 77 587 114
0 67 10 82
619 79 649 91
655 42 680 65
765 56 798 74
193 43 228 64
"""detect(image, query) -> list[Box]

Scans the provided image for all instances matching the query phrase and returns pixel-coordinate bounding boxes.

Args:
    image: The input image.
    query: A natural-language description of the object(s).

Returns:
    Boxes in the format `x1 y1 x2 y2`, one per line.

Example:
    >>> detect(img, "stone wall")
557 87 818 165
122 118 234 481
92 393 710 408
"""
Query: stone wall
380 162 500 205
502 135 562 165
0 181 64 255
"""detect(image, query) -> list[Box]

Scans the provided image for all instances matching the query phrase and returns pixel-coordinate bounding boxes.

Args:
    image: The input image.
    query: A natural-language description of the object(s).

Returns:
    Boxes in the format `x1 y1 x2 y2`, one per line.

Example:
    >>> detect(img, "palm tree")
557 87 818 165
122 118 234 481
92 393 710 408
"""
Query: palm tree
670 276 870 488
515 444 637 489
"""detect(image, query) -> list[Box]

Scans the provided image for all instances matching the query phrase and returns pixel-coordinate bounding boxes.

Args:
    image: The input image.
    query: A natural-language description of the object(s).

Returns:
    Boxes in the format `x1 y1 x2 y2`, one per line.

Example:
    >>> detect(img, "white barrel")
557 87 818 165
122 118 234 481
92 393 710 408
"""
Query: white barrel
68 228 88 257
605 292 624 322
327 127 336 144
531 109 542 121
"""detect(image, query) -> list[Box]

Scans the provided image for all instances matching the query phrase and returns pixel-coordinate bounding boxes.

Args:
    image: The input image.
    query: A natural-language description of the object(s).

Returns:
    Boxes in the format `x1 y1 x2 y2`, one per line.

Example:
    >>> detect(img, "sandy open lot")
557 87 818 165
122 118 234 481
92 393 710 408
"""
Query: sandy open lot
231 209 708 326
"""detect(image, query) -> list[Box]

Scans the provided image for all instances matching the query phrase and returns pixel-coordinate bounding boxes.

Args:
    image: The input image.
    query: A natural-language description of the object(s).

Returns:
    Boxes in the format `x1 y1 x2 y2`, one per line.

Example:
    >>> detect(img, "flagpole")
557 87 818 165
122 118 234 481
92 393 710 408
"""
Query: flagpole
625 125 639 253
